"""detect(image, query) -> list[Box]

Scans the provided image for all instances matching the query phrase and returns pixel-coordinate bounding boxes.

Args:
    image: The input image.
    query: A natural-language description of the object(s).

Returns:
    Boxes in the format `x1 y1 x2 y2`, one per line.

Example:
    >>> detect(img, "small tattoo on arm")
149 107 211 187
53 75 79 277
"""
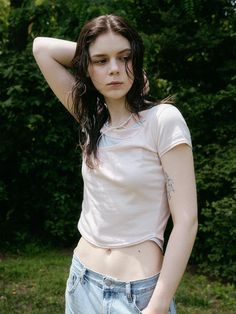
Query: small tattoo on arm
164 172 175 200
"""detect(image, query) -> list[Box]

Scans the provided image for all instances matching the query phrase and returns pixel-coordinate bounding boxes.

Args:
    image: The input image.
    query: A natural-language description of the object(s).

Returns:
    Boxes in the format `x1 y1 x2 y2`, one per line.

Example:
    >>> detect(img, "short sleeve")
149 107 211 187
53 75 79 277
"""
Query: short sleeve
152 104 192 157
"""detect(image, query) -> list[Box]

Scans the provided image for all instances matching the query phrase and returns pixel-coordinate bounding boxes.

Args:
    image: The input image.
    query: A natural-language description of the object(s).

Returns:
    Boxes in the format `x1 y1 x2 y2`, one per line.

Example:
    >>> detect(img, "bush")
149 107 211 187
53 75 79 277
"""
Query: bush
193 143 236 282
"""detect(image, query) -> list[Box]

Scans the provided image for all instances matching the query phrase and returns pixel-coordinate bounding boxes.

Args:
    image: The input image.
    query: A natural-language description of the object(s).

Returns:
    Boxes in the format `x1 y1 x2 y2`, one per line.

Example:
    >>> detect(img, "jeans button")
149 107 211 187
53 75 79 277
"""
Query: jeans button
104 279 112 286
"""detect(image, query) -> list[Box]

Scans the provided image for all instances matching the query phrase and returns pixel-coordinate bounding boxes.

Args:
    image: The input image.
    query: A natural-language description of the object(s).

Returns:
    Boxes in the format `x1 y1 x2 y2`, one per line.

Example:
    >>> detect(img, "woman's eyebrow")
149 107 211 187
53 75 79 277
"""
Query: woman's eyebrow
91 48 131 58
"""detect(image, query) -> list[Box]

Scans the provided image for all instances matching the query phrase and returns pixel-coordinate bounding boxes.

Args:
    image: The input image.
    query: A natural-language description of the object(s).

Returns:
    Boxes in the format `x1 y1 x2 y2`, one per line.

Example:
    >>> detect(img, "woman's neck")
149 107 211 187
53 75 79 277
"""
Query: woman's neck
105 98 131 127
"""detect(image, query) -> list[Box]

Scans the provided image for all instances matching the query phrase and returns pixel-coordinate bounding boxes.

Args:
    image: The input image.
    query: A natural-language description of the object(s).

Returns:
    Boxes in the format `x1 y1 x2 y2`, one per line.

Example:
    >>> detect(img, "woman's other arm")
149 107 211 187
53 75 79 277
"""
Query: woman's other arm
32 37 77 117
143 144 198 314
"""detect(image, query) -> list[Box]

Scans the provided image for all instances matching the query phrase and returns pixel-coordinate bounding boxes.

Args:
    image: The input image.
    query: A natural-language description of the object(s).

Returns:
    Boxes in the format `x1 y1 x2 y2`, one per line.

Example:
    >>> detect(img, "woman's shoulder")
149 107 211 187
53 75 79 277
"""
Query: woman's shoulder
140 102 178 120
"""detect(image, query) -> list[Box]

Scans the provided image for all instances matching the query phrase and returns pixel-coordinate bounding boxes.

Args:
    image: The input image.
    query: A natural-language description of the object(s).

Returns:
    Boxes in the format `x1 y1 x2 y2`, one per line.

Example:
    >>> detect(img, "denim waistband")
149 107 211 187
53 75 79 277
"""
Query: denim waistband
72 254 160 296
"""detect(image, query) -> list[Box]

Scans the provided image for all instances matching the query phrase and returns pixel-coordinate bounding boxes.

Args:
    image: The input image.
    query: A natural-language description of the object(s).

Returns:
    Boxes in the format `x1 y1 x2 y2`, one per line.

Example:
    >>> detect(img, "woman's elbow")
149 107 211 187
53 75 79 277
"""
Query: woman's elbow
32 37 47 56
187 213 198 239
175 212 198 236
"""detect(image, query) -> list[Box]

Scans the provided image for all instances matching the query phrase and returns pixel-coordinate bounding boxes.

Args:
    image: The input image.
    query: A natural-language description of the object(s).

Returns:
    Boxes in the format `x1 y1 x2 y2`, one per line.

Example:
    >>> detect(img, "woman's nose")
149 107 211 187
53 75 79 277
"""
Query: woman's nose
109 59 119 74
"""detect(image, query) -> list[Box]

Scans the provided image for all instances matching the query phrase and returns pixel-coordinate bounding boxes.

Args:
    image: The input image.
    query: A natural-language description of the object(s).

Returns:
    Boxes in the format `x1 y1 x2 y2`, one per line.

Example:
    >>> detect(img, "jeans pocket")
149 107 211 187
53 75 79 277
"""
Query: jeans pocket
132 294 176 314
132 295 142 313
66 270 81 294
132 292 153 313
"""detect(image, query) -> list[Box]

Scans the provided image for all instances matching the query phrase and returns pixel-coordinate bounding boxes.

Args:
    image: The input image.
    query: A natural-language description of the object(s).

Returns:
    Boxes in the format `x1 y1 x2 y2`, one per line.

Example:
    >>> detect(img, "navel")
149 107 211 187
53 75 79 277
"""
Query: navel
106 248 112 255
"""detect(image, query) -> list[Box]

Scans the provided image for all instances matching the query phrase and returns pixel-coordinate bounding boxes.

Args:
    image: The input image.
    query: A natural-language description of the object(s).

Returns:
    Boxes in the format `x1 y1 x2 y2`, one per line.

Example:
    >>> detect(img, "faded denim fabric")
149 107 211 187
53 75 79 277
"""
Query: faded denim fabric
65 255 176 314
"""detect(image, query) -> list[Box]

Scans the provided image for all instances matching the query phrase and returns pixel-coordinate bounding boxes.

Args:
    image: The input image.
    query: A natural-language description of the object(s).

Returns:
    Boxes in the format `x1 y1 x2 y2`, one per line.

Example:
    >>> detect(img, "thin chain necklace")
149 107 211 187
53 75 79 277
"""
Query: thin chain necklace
104 113 133 130
97 113 137 145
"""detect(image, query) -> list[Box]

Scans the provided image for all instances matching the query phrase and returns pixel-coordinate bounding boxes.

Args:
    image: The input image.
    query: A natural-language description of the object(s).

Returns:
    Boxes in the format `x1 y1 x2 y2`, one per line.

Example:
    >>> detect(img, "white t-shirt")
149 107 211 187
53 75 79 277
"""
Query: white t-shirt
78 104 192 250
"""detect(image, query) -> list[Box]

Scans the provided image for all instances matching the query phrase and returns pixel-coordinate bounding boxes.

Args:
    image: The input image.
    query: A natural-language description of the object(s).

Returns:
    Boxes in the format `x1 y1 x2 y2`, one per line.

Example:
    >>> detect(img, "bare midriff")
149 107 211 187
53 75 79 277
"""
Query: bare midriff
74 237 163 281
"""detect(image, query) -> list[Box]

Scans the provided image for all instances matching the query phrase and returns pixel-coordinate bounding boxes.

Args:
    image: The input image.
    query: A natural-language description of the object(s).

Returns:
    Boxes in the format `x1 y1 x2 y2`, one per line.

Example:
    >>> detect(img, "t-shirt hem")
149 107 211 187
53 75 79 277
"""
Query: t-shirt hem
159 139 192 158
79 230 163 251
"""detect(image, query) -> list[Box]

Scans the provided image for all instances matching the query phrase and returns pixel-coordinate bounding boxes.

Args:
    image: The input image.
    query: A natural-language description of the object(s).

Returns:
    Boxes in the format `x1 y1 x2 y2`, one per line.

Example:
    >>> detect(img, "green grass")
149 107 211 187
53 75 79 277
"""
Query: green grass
0 249 235 313
176 271 235 313
0 249 70 314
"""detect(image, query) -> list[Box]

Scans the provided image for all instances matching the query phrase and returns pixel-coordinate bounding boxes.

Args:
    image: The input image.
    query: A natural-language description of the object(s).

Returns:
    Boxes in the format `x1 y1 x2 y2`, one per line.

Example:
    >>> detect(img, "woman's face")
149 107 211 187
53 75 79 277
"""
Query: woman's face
88 31 134 104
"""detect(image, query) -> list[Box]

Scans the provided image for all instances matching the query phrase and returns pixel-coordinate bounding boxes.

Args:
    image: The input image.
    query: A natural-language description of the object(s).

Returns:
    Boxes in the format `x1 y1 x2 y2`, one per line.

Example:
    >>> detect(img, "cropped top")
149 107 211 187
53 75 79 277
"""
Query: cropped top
77 104 192 250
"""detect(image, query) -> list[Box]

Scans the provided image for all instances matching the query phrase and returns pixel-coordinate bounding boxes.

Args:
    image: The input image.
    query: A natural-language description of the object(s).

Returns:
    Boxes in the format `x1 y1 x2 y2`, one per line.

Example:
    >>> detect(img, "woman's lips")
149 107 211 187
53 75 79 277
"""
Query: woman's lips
107 81 123 86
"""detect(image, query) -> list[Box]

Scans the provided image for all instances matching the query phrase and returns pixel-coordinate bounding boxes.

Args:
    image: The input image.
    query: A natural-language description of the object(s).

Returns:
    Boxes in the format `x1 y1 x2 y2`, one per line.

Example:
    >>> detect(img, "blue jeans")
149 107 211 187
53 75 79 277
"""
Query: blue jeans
65 254 176 314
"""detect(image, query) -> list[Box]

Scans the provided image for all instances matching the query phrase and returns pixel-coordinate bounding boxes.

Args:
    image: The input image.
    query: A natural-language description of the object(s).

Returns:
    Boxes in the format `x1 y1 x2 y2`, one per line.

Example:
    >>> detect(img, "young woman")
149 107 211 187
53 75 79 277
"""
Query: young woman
33 14 198 314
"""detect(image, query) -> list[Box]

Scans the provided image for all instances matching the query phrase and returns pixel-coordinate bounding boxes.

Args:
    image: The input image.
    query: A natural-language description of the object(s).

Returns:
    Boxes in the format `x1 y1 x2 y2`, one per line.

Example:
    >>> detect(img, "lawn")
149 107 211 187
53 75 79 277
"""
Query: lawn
0 249 235 313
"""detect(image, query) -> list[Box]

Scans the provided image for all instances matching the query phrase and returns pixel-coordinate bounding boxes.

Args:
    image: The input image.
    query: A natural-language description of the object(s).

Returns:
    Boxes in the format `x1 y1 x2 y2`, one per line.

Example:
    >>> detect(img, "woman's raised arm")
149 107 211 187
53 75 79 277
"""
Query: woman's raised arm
32 37 77 118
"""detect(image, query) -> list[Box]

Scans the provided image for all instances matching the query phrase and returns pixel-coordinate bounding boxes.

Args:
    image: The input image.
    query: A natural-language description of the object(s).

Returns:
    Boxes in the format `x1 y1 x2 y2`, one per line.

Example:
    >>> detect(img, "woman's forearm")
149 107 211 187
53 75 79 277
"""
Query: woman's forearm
33 37 77 67
32 37 77 112
147 220 198 313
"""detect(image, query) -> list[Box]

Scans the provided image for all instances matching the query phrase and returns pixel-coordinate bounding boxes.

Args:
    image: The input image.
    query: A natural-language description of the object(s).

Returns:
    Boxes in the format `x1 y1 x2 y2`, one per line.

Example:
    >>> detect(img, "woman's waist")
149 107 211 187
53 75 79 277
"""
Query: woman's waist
74 237 163 281
70 254 160 291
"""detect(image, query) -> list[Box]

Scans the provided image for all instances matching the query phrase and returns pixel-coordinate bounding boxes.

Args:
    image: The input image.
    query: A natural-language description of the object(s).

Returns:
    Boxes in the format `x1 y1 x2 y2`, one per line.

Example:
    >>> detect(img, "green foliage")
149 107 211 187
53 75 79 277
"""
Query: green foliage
181 0 202 18
193 143 236 281
0 0 235 282
174 81 236 281
199 197 236 280
0 0 85 247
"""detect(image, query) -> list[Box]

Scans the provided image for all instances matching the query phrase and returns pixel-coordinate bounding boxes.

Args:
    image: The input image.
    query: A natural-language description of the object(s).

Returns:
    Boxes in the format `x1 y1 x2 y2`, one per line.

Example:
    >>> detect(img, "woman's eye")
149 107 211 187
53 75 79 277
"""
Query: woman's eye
93 59 107 64
120 55 131 62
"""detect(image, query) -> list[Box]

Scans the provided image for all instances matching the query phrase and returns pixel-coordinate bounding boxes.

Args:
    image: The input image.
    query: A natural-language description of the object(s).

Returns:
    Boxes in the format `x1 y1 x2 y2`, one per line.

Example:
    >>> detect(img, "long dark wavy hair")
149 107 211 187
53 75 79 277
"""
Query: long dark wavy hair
71 14 153 167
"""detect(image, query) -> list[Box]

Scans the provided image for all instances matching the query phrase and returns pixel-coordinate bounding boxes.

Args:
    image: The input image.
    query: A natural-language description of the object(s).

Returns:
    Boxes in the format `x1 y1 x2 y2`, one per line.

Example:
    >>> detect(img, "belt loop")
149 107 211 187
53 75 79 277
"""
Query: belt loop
126 282 132 303
79 266 86 284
